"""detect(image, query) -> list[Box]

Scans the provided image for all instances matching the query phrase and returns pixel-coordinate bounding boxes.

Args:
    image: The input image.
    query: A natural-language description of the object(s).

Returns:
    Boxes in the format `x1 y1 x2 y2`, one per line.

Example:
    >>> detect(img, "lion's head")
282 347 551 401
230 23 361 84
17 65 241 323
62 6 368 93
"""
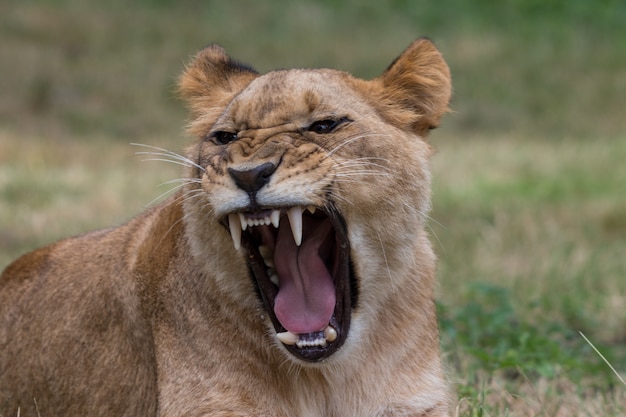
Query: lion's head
177 39 451 363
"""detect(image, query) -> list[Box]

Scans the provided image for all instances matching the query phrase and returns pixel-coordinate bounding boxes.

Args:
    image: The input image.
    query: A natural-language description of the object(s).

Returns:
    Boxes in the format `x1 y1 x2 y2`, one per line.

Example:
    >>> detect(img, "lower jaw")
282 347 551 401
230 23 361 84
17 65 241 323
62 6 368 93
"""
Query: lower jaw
243 241 352 362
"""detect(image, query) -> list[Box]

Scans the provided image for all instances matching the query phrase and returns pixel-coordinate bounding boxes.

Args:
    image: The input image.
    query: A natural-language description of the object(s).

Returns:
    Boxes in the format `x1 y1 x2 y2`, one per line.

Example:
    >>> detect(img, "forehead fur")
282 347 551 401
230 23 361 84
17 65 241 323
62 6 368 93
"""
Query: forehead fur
223 69 366 129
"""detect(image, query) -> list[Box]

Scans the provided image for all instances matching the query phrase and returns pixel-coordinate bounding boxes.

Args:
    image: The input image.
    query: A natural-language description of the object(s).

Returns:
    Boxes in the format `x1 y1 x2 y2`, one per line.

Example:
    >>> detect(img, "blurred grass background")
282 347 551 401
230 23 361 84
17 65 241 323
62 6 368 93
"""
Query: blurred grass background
1 0 625 414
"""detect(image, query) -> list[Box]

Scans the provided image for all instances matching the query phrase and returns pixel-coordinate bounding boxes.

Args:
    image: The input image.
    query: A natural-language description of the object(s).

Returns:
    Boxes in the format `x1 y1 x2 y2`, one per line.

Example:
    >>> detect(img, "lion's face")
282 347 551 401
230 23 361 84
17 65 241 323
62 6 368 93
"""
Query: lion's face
178 41 451 363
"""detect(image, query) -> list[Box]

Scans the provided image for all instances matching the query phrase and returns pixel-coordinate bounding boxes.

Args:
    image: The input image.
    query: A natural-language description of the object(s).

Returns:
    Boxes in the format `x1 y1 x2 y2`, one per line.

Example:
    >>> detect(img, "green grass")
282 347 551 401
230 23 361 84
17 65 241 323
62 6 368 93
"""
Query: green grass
432 136 626 344
431 136 626 415
1 0 624 140
1 1 625 415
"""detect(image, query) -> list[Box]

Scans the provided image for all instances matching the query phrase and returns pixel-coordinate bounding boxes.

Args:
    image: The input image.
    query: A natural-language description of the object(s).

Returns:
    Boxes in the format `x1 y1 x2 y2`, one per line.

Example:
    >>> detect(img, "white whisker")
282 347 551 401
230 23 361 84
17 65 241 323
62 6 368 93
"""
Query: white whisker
139 158 197 170
338 156 389 163
326 132 393 158
335 161 392 173
334 170 391 177
162 177 202 185
142 177 202 208
131 143 206 173
376 230 395 292
327 189 354 206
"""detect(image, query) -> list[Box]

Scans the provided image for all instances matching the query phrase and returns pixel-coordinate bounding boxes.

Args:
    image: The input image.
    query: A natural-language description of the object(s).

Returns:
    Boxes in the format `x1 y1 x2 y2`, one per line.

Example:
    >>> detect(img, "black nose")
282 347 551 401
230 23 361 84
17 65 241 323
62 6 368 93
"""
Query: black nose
228 162 277 194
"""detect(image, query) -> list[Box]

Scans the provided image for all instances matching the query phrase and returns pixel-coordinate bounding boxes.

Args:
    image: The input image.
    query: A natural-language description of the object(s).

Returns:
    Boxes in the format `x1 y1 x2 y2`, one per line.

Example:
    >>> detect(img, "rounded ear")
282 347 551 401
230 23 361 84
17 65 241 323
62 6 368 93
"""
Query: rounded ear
373 38 452 135
178 44 259 118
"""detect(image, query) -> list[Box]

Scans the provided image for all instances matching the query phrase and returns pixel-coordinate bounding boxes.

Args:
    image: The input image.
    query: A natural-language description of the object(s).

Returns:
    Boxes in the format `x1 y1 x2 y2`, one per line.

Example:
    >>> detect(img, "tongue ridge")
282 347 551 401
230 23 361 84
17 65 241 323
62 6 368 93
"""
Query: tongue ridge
274 216 336 334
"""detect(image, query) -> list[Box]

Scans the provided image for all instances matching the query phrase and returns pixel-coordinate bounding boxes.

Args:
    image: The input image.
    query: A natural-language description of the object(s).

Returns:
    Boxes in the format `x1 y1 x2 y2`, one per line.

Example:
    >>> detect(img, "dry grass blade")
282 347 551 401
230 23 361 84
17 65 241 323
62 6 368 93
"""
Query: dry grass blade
579 331 626 387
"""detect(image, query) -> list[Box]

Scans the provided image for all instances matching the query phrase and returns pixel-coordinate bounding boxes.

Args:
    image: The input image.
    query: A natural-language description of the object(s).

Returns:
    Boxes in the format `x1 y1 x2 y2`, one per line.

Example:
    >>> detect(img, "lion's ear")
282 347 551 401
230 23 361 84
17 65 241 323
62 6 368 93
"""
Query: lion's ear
178 44 258 118
373 38 451 135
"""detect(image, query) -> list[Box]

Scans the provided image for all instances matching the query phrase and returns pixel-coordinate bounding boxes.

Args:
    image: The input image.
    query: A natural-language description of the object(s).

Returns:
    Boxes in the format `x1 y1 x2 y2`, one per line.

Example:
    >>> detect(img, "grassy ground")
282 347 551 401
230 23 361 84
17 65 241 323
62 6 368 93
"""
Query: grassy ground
433 135 626 415
1 1 625 415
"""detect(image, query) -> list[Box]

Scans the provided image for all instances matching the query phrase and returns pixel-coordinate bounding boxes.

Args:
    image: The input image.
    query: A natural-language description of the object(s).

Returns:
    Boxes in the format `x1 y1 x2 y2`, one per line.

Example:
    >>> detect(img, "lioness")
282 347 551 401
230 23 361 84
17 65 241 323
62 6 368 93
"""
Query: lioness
0 38 452 416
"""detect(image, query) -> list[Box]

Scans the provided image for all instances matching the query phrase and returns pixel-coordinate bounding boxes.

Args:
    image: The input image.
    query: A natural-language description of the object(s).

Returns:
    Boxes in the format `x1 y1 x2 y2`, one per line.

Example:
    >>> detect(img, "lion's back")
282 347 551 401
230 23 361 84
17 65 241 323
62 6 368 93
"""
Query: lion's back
0 228 158 416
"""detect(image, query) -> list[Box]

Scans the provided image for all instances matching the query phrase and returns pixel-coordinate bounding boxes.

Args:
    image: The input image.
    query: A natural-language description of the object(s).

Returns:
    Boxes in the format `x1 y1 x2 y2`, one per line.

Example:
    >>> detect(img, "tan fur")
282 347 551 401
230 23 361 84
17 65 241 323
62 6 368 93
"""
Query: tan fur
0 39 452 416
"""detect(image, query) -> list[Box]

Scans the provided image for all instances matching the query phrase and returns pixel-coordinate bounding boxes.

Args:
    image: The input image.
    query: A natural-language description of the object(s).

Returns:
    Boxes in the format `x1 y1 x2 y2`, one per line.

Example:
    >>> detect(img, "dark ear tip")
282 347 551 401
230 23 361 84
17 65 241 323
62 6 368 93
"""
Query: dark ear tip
190 44 258 75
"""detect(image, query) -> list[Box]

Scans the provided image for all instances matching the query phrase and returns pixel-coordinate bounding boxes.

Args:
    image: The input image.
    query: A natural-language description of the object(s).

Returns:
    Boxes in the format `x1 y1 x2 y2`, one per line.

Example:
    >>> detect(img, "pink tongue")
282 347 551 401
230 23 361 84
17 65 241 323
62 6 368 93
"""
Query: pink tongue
273 217 336 334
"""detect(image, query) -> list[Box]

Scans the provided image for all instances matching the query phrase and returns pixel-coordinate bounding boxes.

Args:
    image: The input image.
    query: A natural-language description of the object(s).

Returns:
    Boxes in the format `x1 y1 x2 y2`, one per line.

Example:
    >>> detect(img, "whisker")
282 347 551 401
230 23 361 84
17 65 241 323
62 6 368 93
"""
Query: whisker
334 165 389 174
326 189 354 207
131 143 206 173
145 183 191 208
121 192 194 253
334 171 392 177
139 158 197 170
325 133 393 158
334 156 390 165
376 230 395 292
332 179 378 185
181 190 207 205
160 178 202 188
334 159 392 172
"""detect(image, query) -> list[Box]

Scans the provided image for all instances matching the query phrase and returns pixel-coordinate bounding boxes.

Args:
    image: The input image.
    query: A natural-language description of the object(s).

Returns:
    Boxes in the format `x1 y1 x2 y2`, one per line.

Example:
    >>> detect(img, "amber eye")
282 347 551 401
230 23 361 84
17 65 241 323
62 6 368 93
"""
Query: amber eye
308 118 348 134
211 131 238 145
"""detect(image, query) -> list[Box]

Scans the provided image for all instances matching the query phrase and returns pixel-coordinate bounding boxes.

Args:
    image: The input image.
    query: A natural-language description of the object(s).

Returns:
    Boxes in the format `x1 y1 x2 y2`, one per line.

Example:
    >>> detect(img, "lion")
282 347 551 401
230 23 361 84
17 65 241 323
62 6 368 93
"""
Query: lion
0 38 452 416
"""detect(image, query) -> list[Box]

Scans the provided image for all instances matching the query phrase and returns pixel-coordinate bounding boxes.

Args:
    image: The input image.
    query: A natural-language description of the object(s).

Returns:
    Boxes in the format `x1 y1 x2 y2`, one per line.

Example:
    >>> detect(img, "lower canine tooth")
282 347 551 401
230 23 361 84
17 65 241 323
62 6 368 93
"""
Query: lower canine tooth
258 245 274 267
269 273 279 286
324 325 337 342
228 214 242 251
276 331 299 346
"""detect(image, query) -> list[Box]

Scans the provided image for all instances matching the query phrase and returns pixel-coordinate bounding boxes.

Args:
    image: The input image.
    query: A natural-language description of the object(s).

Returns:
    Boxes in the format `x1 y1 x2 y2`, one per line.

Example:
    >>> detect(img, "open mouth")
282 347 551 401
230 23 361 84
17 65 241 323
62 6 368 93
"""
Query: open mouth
224 205 354 362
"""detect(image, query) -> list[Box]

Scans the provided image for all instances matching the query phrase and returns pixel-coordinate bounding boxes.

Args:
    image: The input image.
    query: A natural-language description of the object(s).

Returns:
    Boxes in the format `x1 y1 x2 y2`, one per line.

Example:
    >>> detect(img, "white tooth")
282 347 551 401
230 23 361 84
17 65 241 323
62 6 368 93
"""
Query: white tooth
270 210 280 228
247 219 255 228
238 213 248 231
276 331 299 346
269 273 279 286
287 207 303 246
324 325 337 342
228 213 242 251
296 337 327 349
307 206 316 214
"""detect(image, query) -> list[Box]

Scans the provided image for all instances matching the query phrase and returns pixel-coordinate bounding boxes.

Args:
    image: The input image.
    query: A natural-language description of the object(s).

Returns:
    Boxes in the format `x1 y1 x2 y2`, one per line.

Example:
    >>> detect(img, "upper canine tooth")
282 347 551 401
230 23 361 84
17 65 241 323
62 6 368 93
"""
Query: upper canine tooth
287 207 303 246
228 213 242 251
270 210 280 228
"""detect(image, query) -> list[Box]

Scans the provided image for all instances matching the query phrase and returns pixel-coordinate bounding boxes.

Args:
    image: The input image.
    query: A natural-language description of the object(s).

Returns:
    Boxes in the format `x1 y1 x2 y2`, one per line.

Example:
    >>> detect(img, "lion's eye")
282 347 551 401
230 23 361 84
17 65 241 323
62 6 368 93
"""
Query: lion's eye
211 131 238 145
308 119 345 134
